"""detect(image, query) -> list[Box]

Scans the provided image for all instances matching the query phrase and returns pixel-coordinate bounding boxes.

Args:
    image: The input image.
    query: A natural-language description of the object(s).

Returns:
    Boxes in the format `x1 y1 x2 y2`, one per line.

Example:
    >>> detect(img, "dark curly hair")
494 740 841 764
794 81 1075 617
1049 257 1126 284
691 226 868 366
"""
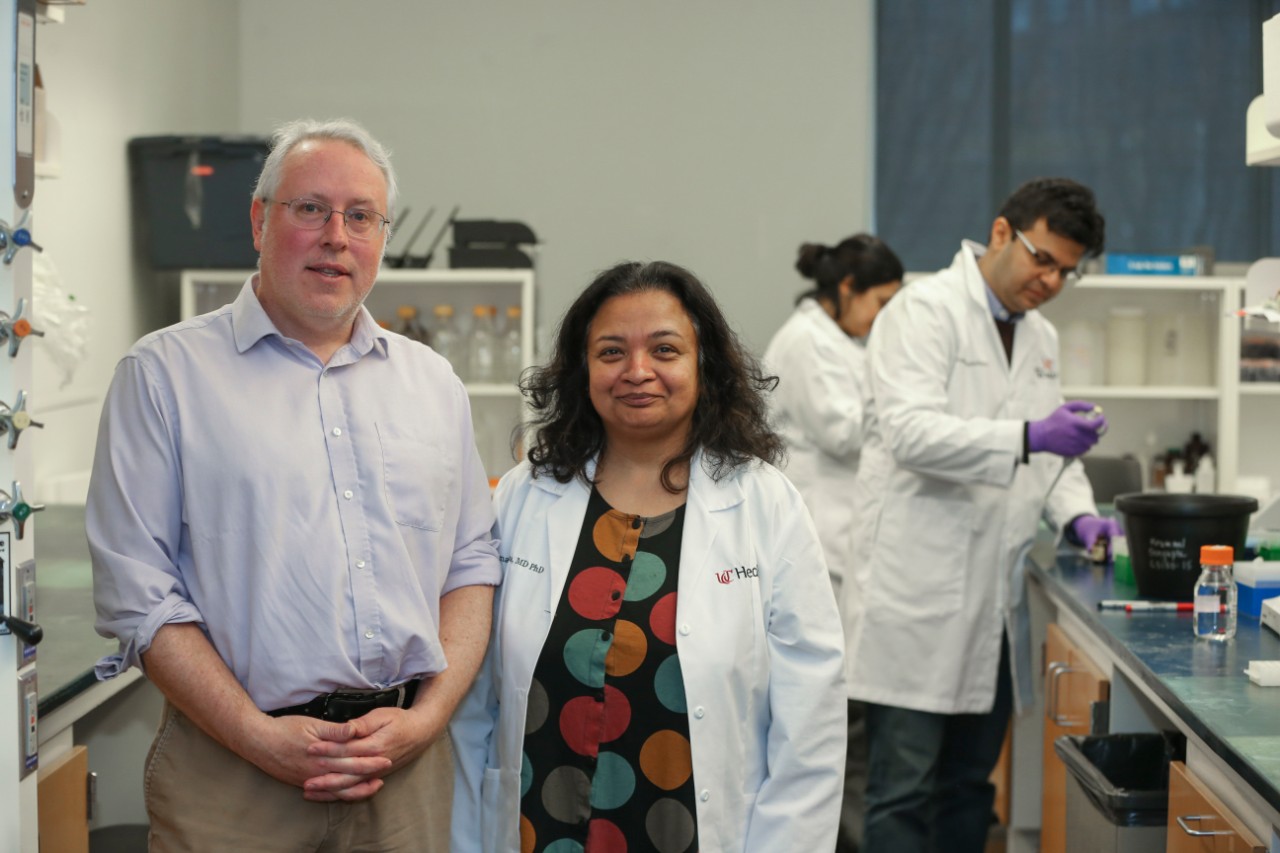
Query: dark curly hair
522 260 783 492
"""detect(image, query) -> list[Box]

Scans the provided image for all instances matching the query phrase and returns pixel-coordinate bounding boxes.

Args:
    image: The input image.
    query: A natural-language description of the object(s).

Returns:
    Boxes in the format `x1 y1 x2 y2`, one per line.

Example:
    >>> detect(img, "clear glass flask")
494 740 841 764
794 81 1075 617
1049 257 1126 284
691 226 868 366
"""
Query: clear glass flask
502 305 523 383
431 304 464 379
1193 544 1237 641
467 305 500 384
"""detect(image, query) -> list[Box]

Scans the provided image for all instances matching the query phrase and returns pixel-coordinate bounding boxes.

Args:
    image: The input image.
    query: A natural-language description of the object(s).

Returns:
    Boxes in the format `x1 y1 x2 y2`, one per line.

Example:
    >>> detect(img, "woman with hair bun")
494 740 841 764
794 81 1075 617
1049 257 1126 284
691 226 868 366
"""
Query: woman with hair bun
763 233 904 853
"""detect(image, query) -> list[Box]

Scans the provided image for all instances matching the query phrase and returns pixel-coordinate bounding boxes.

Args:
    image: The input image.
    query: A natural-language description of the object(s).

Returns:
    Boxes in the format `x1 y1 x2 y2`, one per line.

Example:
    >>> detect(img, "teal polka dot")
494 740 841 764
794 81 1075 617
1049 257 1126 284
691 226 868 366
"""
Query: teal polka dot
563 628 611 687
654 654 687 713
545 841 584 853
589 751 636 810
624 551 667 601
521 752 533 797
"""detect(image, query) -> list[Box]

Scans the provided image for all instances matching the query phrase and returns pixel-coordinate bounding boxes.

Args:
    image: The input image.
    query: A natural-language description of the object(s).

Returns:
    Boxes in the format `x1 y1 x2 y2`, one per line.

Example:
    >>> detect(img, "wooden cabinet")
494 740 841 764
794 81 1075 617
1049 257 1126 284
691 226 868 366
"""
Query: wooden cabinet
1166 762 1265 853
1041 622 1110 853
37 744 89 853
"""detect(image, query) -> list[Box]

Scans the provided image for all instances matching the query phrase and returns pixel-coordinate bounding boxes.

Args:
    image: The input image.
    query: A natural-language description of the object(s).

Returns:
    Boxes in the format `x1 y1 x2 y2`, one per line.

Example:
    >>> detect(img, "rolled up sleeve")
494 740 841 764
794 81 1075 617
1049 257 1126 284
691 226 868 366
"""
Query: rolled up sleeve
88 355 204 677
440 380 501 596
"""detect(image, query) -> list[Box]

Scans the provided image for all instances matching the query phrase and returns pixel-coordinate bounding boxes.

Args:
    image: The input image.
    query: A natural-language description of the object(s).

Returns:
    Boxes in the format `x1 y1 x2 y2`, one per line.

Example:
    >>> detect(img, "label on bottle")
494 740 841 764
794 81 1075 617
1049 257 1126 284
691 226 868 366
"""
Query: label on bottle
1194 592 1219 614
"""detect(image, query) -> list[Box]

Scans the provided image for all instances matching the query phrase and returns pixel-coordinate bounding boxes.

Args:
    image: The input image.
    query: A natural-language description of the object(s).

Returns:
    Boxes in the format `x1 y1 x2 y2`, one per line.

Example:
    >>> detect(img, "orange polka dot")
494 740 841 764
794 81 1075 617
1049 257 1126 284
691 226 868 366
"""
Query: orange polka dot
639 730 693 791
593 511 640 562
520 814 535 853
605 620 647 677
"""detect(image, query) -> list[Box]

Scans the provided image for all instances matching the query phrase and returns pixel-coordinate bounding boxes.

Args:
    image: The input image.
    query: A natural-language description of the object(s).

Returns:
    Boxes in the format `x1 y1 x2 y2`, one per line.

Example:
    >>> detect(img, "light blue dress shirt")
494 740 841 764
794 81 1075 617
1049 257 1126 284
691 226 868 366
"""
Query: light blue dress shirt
88 276 500 711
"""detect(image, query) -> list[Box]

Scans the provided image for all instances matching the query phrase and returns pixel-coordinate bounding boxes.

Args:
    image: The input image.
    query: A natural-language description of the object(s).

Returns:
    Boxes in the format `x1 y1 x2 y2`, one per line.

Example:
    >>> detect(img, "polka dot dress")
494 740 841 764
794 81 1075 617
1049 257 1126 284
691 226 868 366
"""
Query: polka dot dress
520 486 698 853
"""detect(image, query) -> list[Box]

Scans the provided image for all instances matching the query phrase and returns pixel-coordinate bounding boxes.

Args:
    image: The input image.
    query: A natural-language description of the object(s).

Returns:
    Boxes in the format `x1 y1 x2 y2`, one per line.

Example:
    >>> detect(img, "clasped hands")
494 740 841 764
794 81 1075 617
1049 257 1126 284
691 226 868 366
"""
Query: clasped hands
253 706 439 802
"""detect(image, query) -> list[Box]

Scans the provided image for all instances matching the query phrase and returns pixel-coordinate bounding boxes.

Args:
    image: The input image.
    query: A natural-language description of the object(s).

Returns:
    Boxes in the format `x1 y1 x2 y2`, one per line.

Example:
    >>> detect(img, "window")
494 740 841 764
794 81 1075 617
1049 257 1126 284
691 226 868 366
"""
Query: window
877 0 1276 271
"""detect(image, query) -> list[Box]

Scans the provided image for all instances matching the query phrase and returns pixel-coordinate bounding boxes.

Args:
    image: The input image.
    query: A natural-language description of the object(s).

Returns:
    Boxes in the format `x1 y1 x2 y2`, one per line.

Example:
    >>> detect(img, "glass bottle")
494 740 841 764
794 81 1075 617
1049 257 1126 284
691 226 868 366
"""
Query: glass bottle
395 305 431 345
502 305 523 383
1194 544 1237 641
431 304 464 379
468 305 500 384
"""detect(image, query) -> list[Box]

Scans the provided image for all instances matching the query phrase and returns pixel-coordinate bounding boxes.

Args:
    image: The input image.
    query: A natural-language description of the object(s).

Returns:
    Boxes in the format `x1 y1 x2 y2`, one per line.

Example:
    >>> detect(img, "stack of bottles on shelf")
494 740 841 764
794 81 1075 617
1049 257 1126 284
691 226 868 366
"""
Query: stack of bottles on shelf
1149 431 1216 494
384 303 524 384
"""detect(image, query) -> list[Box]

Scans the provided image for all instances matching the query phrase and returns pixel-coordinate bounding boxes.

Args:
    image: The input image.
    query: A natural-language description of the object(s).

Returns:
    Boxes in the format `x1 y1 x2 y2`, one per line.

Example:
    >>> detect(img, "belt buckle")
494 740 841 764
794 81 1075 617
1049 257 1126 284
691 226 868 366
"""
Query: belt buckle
322 688 399 722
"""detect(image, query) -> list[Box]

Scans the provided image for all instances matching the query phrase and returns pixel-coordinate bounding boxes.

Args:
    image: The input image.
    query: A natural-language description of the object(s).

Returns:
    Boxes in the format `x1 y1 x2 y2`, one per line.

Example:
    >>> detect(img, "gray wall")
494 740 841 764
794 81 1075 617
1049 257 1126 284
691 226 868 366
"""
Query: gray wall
34 0 875 494
236 0 875 354
34 0 241 497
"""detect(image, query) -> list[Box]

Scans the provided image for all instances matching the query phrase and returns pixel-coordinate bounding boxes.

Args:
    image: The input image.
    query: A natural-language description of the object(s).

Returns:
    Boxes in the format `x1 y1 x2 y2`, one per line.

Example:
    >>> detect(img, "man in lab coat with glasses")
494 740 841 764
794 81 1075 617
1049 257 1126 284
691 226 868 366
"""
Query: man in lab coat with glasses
844 178 1120 852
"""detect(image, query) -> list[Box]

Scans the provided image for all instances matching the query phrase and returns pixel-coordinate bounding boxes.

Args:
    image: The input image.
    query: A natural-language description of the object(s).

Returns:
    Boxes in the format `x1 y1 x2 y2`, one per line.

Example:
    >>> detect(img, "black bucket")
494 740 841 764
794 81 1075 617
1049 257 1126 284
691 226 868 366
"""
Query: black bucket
1114 493 1258 601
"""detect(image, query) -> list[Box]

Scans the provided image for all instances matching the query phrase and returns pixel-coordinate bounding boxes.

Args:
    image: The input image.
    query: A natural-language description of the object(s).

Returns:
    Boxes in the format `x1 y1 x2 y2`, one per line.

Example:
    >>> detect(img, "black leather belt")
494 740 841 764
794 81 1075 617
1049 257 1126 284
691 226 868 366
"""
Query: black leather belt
267 680 420 723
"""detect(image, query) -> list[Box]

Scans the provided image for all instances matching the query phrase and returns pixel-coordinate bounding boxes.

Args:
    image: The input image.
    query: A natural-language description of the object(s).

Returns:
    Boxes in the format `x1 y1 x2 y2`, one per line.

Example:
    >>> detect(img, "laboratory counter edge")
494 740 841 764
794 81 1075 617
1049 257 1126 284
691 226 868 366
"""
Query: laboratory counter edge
1028 542 1280 817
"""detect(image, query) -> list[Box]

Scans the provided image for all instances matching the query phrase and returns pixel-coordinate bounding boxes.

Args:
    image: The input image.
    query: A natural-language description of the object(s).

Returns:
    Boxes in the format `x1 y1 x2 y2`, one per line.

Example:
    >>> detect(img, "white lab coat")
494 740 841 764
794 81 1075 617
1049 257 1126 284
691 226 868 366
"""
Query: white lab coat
450 452 846 853
844 241 1096 716
763 298 869 621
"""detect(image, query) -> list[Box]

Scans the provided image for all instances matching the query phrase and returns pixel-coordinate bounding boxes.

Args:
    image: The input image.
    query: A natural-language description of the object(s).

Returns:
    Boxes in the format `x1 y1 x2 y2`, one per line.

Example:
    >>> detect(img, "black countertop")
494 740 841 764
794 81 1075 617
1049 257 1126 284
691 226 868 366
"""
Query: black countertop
33 504 116 717
1029 545 1280 814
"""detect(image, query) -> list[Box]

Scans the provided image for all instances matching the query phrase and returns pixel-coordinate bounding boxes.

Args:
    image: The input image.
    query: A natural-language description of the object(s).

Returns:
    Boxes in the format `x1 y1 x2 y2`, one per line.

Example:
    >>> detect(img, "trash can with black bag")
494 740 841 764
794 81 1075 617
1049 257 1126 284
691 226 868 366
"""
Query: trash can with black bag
1054 732 1185 853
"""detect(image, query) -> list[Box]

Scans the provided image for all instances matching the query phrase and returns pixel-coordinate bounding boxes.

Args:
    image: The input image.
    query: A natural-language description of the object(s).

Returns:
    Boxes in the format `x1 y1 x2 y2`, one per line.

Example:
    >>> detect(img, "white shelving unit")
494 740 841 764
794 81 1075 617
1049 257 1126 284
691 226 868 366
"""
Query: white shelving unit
179 268 536 480
1040 273 1246 493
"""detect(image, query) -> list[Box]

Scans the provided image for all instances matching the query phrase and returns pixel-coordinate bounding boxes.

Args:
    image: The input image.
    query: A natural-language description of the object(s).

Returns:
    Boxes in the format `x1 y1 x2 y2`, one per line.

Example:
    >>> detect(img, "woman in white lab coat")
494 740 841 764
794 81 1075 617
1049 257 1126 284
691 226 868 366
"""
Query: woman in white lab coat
450 261 846 853
762 234 902 853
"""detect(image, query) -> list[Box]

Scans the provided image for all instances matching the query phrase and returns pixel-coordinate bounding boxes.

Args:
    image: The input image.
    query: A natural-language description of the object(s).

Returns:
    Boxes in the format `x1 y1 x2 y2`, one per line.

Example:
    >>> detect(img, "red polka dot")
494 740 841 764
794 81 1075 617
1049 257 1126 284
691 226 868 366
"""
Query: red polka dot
559 686 630 755
650 592 678 645
587 818 627 852
568 567 626 620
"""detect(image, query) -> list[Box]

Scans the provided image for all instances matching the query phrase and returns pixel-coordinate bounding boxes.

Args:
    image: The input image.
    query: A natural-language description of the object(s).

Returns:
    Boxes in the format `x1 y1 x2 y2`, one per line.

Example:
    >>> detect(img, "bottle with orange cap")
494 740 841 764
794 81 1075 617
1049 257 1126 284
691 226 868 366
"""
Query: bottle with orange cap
1193 544 1237 641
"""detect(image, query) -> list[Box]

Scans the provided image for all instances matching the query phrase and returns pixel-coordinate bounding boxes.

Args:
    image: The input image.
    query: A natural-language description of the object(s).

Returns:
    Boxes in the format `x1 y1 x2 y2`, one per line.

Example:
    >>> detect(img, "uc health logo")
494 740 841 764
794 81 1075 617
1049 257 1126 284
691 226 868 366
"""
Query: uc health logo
716 565 759 585
1034 358 1058 379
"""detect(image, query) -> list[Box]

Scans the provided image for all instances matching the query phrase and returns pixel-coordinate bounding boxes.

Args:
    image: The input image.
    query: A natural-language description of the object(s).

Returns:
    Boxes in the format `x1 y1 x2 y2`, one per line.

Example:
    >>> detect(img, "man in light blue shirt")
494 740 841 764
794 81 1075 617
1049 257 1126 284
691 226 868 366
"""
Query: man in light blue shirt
88 118 499 851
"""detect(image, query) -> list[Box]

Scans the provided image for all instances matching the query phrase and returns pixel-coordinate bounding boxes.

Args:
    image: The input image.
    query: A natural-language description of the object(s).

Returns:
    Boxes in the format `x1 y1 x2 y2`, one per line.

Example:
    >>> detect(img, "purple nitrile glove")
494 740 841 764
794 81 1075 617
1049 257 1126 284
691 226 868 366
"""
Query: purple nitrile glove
1027 400 1107 457
1071 515 1124 559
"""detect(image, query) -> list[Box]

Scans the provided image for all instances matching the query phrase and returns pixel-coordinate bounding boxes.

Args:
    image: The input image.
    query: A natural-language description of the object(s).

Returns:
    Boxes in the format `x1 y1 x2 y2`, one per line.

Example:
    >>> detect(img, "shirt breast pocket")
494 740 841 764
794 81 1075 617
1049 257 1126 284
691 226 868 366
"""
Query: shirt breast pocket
375 421 455 531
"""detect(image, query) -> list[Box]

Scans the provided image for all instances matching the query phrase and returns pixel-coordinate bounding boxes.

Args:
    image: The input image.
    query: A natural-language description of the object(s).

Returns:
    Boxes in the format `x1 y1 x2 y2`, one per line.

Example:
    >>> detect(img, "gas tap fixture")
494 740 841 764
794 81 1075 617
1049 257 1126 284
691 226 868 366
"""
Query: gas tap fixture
0 390 42 449
0 481 44 540
0 297 44 357
0 210 42 265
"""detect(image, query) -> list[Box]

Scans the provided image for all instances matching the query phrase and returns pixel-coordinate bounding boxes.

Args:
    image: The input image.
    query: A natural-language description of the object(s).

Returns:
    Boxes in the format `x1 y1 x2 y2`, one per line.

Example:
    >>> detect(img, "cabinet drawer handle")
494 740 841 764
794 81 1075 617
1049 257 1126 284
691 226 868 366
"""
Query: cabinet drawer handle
1176 814 1234 837
1045 661 1068 721
1047 663 1082 726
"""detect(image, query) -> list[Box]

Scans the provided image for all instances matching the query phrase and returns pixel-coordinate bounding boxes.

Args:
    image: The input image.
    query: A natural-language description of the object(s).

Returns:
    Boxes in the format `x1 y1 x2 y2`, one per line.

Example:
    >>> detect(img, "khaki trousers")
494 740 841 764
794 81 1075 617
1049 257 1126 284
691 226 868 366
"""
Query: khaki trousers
145 701 453 853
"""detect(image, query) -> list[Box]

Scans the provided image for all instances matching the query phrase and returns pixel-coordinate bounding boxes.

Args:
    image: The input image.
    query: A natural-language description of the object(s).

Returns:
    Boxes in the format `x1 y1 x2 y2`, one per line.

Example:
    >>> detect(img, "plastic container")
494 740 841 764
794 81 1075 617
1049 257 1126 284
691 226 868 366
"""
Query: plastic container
1054 732 1183 853
1061 320 1106 386
1146 313 1212 387
1113 535 1135 588
1114 493 1258 601
502 305 524 383
127 135 269 269
1194 545 1237 641
1106 307 1148 386
1235 560 1280 617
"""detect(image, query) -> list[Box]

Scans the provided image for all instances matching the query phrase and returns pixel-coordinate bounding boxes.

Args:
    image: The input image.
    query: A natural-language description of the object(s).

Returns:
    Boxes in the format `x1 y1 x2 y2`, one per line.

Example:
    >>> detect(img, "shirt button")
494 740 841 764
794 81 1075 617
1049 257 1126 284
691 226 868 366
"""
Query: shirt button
694 706 705 719
631 518 642 529
332 427 343 436
344 489 354 499
364 630 375 639
355 560 366 569
679 623 691 636
699 789 710 802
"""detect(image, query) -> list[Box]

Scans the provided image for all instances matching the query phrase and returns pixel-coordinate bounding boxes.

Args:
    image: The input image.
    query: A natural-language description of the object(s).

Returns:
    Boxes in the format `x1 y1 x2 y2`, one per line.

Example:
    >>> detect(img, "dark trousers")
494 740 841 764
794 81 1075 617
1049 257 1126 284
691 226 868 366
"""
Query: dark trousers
862 635 1012 853
835 699 869 853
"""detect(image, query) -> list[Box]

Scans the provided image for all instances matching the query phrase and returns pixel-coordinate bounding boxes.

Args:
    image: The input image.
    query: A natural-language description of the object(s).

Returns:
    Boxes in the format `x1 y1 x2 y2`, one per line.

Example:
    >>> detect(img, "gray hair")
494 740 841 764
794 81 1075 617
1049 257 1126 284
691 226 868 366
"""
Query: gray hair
252 117 399 227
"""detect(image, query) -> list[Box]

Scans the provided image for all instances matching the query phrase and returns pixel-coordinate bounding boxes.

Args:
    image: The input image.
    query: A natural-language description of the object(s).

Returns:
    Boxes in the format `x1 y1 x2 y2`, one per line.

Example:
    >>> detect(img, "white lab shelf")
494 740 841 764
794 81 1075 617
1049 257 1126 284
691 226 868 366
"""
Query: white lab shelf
1034 273 1244 491
1239 382 1280 396
1060 385 1220 400
179 268 536 479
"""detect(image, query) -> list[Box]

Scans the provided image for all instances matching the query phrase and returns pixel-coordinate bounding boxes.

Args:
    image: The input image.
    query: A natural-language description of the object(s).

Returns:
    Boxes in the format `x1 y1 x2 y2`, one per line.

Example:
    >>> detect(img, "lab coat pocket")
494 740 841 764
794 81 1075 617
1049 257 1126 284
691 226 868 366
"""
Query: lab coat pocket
482 766 519 852
873 493 974 617
375 421 455 531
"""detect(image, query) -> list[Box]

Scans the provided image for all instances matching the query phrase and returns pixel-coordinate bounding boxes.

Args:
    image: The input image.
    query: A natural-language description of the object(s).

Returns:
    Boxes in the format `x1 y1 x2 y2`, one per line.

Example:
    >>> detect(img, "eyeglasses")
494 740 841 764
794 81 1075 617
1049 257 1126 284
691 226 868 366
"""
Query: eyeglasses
272 197 390 239
1013 228 1081 284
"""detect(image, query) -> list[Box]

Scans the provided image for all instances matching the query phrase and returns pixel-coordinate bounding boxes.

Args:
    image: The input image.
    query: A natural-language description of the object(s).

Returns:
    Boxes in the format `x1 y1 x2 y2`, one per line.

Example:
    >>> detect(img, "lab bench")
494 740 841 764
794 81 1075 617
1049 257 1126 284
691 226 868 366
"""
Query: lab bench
1019 540 1280 851
33 504 158 832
